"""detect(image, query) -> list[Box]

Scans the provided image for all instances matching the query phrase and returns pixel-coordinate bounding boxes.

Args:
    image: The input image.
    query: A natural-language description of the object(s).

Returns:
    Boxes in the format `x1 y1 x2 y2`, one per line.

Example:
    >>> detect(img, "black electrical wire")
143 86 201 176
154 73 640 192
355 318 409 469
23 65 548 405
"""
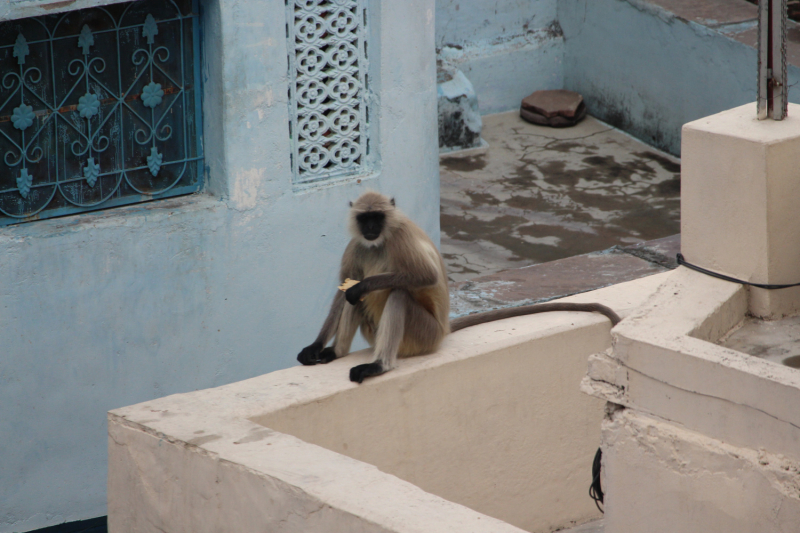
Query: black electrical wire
589 447 604 513
677 253 800 290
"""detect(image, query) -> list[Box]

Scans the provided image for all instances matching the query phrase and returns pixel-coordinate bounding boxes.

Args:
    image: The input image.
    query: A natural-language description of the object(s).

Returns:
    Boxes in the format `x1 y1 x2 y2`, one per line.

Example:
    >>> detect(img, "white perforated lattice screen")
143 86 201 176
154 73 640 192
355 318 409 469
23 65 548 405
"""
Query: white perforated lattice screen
286 0 371 186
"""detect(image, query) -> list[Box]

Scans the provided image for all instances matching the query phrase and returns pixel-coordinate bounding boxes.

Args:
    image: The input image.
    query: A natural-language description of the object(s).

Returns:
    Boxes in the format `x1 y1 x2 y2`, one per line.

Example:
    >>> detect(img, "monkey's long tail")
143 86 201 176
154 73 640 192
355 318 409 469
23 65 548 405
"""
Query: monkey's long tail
449 302 621 333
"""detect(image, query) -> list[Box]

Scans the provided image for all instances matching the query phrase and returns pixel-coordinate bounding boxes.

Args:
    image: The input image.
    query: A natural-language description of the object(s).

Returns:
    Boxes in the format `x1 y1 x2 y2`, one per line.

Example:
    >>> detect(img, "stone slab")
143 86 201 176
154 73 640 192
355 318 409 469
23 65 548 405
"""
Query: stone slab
521 90 584 118
450 248 670 318
520 105 586 128
618 234 680 269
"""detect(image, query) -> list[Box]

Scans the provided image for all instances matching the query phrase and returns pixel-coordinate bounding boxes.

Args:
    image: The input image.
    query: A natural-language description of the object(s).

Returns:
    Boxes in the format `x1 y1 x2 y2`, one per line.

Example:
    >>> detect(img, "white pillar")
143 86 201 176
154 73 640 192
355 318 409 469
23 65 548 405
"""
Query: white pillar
681 102 800 318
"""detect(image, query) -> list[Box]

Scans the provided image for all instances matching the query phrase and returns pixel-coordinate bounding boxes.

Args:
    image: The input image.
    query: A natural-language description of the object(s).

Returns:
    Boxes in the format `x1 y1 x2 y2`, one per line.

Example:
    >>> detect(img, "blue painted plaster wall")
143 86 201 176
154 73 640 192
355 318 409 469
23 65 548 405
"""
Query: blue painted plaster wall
436 0 564 114
0 0 439 531
558 0 800 155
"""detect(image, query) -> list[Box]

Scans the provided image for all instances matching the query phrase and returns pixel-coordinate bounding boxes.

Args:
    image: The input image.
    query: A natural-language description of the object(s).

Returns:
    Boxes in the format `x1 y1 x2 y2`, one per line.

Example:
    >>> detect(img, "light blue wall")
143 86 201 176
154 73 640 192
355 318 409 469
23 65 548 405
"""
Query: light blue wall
436 0 800 154
436 0 557 46
558 0 800 155
436 0 564 114
0 0 439 531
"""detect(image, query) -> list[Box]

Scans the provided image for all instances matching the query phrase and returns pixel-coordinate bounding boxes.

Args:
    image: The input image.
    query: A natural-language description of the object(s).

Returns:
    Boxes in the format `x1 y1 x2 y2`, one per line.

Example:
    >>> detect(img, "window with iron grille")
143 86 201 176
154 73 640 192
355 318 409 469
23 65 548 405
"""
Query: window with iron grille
0 0 202 226
286 0 372 187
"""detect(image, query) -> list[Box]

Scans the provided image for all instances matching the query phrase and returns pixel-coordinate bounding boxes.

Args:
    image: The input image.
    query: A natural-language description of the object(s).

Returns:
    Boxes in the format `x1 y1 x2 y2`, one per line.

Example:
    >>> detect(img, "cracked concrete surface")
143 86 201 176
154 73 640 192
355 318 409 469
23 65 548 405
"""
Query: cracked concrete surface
441 111 681 283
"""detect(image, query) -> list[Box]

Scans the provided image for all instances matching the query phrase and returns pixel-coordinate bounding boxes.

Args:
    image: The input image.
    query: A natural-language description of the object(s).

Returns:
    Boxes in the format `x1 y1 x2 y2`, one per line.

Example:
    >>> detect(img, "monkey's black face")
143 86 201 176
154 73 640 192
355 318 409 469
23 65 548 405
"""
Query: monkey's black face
356 211 386 241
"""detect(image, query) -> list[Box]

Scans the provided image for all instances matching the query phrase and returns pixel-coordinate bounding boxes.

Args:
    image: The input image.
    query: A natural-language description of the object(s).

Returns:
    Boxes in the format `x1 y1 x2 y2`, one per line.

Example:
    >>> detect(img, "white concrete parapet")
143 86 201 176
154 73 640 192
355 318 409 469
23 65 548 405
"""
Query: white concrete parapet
585 103 800 532
583 267 800 532
108 275 667 533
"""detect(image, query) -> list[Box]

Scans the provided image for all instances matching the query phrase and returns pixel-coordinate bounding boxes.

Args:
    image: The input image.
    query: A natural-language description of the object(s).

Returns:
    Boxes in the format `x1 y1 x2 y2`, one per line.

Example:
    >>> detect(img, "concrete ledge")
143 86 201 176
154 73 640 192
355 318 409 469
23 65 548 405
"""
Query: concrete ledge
603 409 800 533
584 267 800 532
109 273 669 533
586 267 800 456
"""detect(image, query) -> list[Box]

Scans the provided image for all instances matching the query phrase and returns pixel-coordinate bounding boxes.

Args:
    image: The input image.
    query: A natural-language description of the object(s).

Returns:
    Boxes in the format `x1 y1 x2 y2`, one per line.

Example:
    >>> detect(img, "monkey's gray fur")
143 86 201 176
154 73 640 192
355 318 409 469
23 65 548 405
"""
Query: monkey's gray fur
297 191 620 383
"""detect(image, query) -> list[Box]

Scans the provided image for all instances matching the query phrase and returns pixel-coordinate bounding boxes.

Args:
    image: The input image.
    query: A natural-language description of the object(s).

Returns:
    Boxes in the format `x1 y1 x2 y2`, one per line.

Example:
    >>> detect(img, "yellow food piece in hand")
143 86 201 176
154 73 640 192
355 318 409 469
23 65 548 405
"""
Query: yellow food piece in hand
338 278 361 292
338 278 365 301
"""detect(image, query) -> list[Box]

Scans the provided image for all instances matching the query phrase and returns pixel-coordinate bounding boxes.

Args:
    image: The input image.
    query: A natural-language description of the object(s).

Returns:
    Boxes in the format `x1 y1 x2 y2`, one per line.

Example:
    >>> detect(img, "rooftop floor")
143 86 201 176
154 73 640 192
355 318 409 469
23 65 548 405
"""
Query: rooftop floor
441 111 681 283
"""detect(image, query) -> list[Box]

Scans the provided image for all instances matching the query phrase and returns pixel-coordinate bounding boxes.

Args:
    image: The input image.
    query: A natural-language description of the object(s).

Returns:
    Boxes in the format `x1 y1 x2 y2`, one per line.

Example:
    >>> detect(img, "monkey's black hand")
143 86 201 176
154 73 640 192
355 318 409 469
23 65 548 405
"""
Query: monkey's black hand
297 342 323 365
318 347 337 364
345 283 367 305
349 363 385 383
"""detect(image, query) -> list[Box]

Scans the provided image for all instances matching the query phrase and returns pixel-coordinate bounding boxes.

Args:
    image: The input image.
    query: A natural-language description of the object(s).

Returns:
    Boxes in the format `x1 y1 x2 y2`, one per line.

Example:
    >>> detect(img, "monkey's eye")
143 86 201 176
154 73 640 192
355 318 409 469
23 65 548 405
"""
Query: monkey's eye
356 212 385 225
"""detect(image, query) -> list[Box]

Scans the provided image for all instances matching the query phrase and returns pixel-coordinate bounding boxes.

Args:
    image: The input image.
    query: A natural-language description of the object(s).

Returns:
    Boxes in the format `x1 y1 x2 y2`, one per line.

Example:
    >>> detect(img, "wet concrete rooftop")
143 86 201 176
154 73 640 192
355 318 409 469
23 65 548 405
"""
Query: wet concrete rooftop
720 316 800 369
440 111 681 283
442 111 682 318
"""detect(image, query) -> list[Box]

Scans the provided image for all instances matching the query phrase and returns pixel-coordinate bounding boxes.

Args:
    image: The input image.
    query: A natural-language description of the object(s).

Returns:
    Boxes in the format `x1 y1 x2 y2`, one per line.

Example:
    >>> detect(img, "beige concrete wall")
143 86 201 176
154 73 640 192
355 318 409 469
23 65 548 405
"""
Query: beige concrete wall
584 267 800 533
602 409 800 533
108 274 668 533
254 322 607 533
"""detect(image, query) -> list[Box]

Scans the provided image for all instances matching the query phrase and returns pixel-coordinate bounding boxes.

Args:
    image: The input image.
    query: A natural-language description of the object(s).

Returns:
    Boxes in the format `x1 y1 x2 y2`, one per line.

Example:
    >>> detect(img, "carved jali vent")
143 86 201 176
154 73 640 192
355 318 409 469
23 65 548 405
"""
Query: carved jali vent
287 0 371 186
0 0 203 225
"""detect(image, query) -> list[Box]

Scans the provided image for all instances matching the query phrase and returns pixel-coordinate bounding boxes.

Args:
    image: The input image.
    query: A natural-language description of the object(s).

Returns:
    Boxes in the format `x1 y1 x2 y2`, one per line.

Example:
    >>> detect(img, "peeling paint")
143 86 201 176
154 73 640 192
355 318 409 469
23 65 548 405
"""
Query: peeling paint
231 168 265 211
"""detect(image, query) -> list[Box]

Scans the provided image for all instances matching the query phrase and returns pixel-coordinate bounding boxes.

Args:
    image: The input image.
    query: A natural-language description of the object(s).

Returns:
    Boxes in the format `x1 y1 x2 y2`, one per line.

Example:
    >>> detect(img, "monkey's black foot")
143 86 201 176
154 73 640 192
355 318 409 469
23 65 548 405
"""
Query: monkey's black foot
297 342 323 365
349 363 385 383
318 347 337 364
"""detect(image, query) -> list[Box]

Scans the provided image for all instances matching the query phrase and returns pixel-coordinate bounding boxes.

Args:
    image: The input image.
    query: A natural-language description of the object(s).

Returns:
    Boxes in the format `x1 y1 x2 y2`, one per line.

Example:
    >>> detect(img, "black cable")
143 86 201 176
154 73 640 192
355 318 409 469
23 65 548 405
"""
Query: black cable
677 253 800 290
589 447 604 513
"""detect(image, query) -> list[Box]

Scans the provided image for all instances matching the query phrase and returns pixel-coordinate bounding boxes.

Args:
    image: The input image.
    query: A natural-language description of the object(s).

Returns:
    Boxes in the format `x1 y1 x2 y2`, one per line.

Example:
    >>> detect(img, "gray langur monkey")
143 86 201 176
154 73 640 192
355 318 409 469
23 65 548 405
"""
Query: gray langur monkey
297 191 620 383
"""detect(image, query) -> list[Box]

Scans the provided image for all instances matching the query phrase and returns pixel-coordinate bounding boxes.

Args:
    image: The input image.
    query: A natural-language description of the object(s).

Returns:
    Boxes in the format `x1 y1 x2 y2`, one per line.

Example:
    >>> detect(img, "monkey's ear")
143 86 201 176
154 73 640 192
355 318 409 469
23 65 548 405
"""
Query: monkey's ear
390 197 395 206
349 201 353 207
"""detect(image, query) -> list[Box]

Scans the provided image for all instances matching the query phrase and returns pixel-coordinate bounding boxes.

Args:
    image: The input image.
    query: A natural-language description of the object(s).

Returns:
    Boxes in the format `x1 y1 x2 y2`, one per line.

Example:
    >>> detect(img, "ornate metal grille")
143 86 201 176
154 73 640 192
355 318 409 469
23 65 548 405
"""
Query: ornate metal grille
286 0 371 186
0 0 202 226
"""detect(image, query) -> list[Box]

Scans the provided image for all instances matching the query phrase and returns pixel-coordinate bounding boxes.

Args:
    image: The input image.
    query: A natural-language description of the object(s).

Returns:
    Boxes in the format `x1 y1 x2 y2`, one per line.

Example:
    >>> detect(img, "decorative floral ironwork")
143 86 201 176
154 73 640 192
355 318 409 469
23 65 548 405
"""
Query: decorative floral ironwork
141 82 164 108
77 93 101 119
13 34 29 65
11 104 35 130
143 14 158 44
78 25 94 55
0 0 203 225
147 147 163 176
287 0 370 184
17 169 32 198
84 158 100 187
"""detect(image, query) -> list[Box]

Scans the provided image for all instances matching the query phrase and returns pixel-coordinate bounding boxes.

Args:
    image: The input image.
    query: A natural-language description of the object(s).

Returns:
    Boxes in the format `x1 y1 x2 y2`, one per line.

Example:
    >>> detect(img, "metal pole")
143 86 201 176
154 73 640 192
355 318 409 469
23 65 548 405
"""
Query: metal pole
758 0 788 120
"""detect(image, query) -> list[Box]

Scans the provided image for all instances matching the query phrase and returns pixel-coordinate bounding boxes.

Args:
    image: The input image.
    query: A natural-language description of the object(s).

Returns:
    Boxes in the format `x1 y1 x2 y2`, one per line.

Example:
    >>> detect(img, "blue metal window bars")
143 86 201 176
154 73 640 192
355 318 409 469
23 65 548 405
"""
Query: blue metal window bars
0 0 203 225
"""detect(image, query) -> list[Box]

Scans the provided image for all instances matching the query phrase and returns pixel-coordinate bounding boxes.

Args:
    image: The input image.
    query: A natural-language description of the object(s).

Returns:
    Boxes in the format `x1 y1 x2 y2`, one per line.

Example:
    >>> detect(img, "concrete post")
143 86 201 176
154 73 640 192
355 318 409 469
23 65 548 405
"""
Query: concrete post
681 102 800 317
